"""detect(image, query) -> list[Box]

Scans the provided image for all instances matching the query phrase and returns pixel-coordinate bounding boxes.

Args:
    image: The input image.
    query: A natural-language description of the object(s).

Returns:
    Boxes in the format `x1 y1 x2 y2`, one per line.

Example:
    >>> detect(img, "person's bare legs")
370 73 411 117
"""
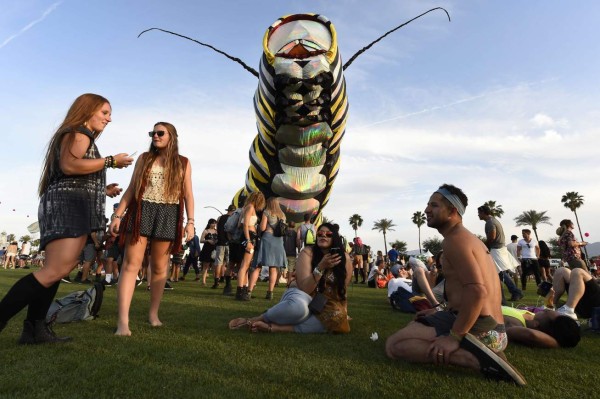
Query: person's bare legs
237 251 253 288
552 267 570 307
34 237 87 287
563 268 591 308
251 320 295 333
248 267 260 293
267 267 278 293
385 321 479 369
201 262 210 285
148 240 171 327
115 236 147 336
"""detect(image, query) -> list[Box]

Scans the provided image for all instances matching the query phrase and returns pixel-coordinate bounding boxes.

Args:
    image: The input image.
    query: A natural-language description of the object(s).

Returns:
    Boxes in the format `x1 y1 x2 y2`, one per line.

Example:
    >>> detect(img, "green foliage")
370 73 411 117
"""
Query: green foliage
389 240 407 254
412 211 426 253
546 237 564 259
561 191 584 212
423 237 443 256
1 269 599 398
348 214 363 237
513 210 552 241
483 200 504 218
411 211 426 228
7 233 16 242
372 218 396 254
19 235 32 243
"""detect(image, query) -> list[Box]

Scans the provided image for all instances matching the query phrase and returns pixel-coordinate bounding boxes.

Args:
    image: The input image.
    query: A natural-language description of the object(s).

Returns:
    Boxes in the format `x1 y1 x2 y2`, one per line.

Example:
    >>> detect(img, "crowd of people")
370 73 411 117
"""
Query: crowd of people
1 94 600 387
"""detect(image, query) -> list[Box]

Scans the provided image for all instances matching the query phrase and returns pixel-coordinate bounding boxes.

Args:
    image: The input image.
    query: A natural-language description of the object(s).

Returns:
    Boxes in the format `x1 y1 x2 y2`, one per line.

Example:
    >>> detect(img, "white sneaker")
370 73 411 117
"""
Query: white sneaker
557 305 577 320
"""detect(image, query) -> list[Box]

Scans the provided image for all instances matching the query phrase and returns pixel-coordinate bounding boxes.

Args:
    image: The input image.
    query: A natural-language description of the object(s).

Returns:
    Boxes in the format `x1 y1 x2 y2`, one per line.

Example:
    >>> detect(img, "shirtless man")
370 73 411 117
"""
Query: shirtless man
385 184 526 385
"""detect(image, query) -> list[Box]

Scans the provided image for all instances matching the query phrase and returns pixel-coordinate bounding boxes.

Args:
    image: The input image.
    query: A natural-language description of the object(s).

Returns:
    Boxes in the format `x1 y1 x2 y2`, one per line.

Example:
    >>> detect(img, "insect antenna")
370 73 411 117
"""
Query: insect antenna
138 27 259 77
342 7 451 71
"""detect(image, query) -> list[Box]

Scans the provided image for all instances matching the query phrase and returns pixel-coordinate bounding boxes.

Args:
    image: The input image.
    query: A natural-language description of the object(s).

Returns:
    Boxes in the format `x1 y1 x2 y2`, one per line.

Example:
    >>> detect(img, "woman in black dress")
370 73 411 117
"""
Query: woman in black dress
0 93 133 344
198 219 218 285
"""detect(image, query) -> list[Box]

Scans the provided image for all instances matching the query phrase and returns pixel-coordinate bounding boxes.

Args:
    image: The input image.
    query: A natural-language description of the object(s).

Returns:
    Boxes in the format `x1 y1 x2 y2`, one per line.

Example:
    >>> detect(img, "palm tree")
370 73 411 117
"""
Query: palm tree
348 214 363 238
483 200 504 218
372 218 396 255
561 191 585 238
7 233 16 243
411 211 426 253
513 210 552 242
19 235 32 243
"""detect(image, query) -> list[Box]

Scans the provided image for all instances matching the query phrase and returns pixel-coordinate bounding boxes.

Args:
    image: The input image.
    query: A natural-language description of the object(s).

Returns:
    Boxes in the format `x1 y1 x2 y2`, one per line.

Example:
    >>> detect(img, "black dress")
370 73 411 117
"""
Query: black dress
38 127 106 249
199 231 217 263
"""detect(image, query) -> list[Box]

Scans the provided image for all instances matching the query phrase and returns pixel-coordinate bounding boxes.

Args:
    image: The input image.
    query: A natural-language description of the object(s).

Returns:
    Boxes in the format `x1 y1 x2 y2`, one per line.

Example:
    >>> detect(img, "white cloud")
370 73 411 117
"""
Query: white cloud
530 113 555 128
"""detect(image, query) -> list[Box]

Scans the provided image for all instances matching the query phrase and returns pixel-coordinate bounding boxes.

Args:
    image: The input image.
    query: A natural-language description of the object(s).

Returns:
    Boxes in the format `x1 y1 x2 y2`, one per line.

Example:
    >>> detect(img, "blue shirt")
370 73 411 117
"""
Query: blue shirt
388 248 399 263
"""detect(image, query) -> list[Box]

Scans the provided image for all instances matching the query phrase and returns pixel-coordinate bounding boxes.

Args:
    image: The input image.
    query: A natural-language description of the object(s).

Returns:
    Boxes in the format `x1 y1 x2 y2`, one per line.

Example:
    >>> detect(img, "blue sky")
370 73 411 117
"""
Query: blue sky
1 0 599 252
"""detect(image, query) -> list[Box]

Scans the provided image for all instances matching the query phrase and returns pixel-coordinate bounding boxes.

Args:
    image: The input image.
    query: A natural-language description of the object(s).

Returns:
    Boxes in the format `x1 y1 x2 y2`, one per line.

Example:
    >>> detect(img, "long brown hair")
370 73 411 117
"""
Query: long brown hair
38 93 110 196
244 191 266 213
265 197 284 219
133 122 184 201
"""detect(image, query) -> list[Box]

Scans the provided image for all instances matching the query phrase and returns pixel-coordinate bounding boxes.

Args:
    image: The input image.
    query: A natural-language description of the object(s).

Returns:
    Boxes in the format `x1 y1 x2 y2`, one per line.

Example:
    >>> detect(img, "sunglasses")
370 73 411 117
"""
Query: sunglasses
148 130 166 137
317 231 333 238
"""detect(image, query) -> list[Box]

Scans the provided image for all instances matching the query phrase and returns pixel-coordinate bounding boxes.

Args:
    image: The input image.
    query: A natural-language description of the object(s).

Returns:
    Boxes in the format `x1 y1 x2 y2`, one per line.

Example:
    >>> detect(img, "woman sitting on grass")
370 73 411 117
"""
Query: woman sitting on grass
228 223 352 333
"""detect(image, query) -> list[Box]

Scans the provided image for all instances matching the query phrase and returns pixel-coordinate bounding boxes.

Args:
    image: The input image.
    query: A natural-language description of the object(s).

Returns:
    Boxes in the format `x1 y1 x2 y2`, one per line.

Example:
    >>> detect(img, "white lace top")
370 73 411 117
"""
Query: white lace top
141 165 179 204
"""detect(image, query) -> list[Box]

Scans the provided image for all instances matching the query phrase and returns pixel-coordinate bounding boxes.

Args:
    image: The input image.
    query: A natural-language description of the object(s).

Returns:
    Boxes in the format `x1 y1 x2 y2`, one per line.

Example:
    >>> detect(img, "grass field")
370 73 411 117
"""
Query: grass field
0 268 598 399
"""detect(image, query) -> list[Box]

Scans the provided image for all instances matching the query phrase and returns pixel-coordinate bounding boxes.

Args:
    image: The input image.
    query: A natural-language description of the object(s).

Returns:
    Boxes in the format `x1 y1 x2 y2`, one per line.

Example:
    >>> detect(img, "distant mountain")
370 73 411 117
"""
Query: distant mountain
585 242 600 258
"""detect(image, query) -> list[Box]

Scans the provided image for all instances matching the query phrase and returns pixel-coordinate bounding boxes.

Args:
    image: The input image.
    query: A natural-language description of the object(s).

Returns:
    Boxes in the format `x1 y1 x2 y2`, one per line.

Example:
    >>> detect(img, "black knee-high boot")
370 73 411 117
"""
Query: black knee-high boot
353 269 359 283
0 274 45 330
20 281 71 345
26 281 60 322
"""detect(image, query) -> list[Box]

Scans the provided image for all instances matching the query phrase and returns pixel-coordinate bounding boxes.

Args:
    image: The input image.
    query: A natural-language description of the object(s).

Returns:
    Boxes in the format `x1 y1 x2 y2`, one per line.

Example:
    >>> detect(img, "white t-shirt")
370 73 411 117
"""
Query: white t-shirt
20 242 31 256
387 278 412 297
517 238 538 259
367 265 380 281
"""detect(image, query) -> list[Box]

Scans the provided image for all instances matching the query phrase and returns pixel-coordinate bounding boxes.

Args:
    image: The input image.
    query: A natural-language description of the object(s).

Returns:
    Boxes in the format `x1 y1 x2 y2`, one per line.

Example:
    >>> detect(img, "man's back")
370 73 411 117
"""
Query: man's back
484 217 505 248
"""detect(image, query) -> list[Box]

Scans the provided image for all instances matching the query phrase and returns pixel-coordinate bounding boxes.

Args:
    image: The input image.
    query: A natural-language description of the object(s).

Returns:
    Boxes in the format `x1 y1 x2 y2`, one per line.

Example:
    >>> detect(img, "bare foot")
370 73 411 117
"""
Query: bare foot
149 318 163 327
114 328 132 336
250 321 272 333
228 318 251 330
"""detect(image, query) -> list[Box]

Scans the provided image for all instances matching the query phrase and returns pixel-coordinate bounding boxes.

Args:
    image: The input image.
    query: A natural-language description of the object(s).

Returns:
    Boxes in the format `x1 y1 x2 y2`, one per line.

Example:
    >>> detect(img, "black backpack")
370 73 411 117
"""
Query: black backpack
46 282 104 324
272 218 288 237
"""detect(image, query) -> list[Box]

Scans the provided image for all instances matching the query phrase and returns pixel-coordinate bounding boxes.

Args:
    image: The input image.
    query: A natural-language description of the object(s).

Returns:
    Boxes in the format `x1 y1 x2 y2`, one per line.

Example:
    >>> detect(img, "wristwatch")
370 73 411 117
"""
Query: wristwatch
313 267 323 277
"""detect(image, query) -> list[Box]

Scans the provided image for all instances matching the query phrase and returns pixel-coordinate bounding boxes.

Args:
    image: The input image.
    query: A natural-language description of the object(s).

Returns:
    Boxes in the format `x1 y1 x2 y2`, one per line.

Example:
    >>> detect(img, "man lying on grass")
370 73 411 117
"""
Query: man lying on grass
385 184 526 386
502 304 580 349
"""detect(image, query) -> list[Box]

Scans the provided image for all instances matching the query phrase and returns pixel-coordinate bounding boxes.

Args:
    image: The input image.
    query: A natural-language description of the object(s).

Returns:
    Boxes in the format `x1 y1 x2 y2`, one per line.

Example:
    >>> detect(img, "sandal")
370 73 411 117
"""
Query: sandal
228 318 251 330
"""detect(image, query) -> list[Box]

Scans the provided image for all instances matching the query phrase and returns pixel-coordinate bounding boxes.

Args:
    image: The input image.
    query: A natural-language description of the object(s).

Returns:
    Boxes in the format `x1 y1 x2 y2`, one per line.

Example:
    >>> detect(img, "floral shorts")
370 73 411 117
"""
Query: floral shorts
417 311 508 352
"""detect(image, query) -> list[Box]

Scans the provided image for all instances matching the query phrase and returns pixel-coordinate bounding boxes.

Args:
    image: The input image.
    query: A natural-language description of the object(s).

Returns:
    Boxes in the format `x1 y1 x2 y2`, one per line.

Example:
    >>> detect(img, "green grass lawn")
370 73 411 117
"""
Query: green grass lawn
0 268 598 399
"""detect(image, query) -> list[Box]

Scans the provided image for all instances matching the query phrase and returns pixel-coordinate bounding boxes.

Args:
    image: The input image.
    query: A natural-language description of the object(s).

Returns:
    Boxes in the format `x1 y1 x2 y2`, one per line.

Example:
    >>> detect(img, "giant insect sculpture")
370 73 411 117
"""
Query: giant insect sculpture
139 8 450 223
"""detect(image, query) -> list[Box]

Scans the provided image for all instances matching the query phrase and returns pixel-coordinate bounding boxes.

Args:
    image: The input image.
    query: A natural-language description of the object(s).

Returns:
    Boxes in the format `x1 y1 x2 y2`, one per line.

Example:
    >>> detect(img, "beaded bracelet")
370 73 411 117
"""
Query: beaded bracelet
104 157 110 169
111 156 117 168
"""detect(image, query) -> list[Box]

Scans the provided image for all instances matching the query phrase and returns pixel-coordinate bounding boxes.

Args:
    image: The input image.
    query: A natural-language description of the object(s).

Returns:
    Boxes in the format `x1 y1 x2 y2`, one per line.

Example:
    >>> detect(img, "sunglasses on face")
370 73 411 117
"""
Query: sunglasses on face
317 231 333 238
148 130 166 137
